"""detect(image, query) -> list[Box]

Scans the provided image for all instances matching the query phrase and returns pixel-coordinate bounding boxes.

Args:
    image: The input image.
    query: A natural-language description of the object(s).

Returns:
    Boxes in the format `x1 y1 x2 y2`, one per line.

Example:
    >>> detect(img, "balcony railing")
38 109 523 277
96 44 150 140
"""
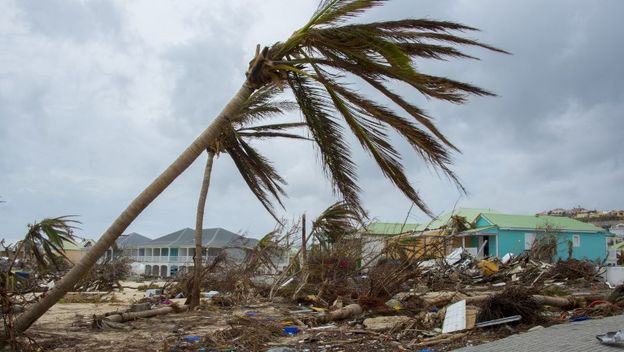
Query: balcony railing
132 255 211 264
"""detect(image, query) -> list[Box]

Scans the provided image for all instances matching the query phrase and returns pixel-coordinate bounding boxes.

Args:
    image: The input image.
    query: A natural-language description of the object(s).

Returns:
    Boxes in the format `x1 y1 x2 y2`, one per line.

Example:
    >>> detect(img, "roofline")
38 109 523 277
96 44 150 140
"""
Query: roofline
478 213 605 233
497 227 604 233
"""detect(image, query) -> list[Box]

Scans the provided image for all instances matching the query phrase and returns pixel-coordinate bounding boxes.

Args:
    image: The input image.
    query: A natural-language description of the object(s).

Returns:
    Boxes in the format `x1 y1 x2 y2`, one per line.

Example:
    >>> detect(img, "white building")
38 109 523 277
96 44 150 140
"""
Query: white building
108 228 256 277
611 224 624 238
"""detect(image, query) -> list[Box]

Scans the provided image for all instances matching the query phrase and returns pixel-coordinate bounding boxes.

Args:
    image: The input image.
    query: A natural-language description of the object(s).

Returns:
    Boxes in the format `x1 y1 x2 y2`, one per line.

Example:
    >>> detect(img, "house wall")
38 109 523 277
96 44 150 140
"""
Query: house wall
495 229 607 261
65 250 85 264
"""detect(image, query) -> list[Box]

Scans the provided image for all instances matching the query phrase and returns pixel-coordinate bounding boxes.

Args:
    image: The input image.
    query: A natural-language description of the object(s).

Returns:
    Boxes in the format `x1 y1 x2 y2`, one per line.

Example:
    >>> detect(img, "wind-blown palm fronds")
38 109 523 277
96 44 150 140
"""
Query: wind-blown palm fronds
16 216 79 271
207 85 309 220
310 201 363 247
250 0 507 216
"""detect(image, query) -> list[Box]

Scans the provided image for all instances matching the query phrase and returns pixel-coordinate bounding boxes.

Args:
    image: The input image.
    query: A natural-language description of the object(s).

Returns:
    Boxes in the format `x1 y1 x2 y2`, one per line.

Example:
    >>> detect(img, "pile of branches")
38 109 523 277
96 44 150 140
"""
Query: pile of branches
174 251 229 301
73 257 132 292
165 316 283 351
174 225 295 304
477 286 544 325
527 234 558 263
547 259 599 282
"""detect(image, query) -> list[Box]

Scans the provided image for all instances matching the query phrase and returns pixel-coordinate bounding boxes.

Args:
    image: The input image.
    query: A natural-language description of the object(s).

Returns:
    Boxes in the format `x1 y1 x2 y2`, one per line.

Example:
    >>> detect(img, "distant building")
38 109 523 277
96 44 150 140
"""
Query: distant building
363 208 499 261
538 207 624 230
112 228 257 277
611 224 624 238
62 239 96 264
362 222 419 265
459 213 612 261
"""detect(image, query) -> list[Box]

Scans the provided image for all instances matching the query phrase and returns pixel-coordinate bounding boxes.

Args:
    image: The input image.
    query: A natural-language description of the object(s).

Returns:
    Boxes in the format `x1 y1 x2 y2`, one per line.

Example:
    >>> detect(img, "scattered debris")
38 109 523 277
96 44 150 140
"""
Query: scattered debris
596 330 624 345
363 316 411 330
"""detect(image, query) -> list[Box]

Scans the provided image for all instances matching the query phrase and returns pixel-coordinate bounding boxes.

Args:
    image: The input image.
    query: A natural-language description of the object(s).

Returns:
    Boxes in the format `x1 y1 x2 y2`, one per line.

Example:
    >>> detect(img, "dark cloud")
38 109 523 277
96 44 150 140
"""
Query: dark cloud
1 0 622 241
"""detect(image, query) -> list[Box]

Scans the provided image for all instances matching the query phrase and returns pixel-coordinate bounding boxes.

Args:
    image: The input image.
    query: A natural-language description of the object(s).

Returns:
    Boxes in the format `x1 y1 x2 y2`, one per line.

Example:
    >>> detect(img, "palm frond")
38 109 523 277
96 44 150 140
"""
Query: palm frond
237 122 306 132
311 201 362 245
287 73 362 213
22 216 80 270
225 128 288 222
308 0 385 28
237 84 299 124
256 4 506 215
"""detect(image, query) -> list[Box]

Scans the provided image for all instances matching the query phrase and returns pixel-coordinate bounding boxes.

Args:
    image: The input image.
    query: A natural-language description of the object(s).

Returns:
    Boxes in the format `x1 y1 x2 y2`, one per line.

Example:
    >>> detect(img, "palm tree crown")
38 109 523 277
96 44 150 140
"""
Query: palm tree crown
206 85 308 220
245 0 507 216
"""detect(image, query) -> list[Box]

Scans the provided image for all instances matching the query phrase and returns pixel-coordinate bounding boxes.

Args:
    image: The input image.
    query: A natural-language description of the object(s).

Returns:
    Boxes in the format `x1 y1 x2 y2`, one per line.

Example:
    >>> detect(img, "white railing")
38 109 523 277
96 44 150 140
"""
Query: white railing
132 255 197 264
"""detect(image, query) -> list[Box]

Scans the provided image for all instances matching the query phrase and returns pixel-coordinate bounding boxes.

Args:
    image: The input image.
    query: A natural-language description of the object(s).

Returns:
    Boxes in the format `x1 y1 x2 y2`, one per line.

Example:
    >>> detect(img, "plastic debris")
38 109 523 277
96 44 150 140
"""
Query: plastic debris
475 315 522 328
282 326 299 335
183 335 201 343
596 330 624 345
201 290 219 298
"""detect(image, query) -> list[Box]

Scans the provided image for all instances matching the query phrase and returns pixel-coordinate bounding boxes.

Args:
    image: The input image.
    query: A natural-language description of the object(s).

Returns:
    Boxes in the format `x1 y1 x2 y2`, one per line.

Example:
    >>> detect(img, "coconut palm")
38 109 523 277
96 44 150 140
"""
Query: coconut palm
308 201 362 250
190 85 307 307
2 216 78 296
12 0 505 334
9 217 79 273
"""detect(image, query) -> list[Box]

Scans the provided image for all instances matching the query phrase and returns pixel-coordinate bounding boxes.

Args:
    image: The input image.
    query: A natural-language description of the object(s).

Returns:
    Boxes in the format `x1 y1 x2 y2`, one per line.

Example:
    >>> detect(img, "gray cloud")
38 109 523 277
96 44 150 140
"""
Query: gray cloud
1 0 622 241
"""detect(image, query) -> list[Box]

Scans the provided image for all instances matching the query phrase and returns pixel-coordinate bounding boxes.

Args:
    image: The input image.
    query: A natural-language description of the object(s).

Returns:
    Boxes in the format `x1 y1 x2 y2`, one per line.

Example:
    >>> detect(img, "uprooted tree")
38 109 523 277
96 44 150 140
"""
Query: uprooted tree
9 0 506 338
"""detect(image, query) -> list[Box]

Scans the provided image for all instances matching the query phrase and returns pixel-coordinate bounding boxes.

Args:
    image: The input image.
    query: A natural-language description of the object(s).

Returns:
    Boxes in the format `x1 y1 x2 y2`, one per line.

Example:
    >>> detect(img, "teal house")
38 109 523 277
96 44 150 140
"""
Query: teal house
460 212 611 262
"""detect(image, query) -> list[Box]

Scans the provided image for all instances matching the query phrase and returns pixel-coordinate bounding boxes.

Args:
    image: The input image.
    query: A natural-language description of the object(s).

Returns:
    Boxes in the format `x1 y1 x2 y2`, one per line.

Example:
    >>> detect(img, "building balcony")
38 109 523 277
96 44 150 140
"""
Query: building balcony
131 255 215 264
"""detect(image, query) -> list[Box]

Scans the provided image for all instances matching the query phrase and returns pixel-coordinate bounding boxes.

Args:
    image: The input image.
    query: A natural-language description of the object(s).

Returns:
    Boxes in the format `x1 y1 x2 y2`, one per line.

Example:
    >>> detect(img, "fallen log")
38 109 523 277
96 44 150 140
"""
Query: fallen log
410 332 469 348
315 304 362 324
102 305 189 323
532 295 574 308
460 293 578 308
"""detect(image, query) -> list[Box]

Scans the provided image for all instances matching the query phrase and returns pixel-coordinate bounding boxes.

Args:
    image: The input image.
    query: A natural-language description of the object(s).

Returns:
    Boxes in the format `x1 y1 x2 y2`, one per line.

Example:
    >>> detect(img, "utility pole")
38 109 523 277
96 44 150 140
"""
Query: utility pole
301 213 307 266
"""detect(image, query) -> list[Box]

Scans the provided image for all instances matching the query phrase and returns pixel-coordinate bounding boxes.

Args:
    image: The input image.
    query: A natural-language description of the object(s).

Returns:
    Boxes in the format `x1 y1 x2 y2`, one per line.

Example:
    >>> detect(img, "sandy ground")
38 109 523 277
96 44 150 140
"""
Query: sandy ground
22 280 617 351
26 281 286 351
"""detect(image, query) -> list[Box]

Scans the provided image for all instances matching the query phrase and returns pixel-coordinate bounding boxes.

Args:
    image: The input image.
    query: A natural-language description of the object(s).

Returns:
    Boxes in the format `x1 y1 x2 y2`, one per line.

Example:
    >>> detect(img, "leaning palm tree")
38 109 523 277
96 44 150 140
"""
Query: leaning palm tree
190 85 307 307
12 0 506 335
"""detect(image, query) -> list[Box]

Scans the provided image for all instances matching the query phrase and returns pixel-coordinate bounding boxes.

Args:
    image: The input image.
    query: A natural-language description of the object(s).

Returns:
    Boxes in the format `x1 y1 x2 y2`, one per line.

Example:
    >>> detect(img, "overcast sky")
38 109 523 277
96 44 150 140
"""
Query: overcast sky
1 0 623 242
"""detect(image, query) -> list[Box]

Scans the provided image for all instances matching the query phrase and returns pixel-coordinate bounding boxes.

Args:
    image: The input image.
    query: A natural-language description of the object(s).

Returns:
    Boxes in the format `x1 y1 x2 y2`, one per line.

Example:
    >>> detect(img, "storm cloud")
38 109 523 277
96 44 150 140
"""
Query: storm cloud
1 0 622 241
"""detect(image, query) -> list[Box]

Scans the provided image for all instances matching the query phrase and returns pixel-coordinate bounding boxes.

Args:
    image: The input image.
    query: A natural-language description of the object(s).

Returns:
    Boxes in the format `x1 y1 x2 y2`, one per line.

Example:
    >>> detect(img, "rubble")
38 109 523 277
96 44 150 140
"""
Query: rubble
363 316 411 330
20 219 623 351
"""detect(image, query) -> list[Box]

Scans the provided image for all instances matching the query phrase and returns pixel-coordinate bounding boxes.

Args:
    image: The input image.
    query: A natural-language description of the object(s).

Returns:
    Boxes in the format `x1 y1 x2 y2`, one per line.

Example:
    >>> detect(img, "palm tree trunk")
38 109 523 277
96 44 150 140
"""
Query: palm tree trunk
190 151 215 308
11 83 254 335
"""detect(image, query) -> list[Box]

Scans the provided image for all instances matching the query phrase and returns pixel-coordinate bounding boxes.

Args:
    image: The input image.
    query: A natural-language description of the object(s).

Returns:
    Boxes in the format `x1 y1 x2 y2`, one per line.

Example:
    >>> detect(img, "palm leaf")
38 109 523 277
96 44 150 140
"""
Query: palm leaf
21 216 80 269
287 73 362 212
251 2 506 215
225 133 288 222
311 201 362 246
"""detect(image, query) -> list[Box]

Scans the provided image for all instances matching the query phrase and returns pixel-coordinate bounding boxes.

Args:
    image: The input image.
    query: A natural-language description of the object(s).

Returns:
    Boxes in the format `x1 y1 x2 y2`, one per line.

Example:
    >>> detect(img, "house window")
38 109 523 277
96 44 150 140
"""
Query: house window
161 248 169 256
524 233 536 250
573 235 581 248
207 247 220 257
138 248 145 256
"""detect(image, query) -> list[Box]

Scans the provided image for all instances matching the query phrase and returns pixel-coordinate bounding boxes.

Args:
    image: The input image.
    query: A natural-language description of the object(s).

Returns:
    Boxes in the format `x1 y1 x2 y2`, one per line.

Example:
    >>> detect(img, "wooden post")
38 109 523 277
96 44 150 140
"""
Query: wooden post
301 213 307 266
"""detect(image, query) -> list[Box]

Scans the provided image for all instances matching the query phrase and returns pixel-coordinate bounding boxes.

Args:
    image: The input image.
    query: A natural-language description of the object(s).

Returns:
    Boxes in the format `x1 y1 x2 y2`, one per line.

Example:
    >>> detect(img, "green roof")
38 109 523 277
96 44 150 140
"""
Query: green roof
415 207 500 231
365 222 419 236
478 213 606 233
461 225 497 234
